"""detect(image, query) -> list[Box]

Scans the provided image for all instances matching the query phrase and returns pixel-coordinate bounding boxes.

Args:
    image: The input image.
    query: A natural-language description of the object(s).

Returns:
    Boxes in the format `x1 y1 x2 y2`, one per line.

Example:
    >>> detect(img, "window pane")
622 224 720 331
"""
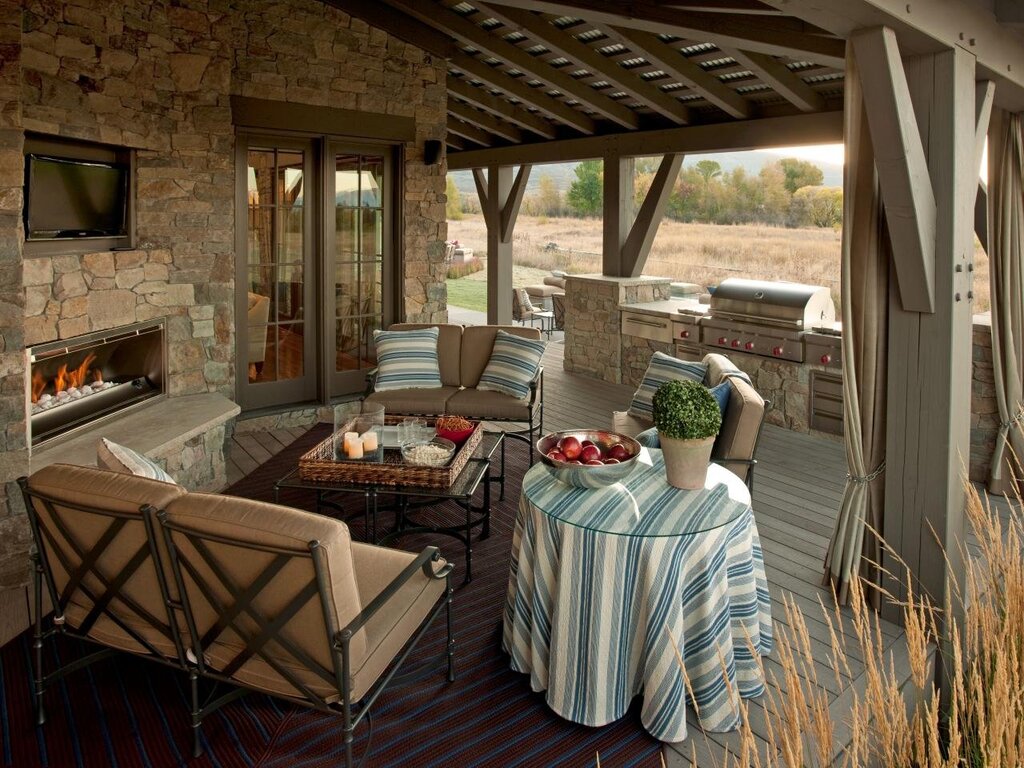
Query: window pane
361 208 382 259
277 152 304 204
247 150 274 206
278 204 304 263
362 156 383 208
335 207 358 258
247 208 273 267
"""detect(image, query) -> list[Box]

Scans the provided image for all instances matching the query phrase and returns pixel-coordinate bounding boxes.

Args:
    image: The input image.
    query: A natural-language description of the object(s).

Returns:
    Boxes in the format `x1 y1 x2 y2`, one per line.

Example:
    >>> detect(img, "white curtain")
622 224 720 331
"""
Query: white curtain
987 109 1024 496
824 48 890 606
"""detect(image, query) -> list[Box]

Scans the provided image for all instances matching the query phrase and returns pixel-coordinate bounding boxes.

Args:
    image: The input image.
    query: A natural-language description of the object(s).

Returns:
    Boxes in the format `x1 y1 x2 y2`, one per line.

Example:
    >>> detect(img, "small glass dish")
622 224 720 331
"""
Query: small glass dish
400 437 457 467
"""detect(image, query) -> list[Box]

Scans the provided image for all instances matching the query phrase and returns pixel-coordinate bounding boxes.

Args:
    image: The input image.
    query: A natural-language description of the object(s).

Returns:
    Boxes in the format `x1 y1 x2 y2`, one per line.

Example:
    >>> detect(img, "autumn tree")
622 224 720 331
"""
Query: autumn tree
445 175 463 220
788 186 843 228
566 159 603 216
777 157 824 194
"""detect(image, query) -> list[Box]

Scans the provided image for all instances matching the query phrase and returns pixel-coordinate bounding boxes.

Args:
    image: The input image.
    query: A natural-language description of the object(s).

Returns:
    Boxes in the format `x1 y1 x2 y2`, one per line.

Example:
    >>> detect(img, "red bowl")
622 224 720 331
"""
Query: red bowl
436 424 475 446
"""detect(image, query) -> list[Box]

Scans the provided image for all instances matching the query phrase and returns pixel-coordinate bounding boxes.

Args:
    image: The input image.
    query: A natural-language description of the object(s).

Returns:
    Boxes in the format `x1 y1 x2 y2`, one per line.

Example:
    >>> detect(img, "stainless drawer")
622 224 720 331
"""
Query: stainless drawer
806 340 843 370
810 370 844 435
621 312 673 344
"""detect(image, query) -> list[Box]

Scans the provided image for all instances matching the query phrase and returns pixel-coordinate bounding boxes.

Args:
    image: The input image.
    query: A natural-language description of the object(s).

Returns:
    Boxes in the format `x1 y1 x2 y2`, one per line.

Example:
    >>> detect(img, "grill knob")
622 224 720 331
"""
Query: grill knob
731 339 741 348
772 345 784 357
821 353 832 365
745 341 755 351
681 330 690 339
718 336 728 345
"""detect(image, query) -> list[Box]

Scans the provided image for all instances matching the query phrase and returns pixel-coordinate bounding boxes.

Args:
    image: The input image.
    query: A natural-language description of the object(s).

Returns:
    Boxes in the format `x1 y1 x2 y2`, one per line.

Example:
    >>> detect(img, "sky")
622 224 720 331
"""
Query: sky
763 143 844 166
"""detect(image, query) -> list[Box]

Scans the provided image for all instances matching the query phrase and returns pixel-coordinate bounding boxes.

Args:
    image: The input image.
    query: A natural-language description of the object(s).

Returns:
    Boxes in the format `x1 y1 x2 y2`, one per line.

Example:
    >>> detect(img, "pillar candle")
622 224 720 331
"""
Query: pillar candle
346 439 363 459
361 430 378 452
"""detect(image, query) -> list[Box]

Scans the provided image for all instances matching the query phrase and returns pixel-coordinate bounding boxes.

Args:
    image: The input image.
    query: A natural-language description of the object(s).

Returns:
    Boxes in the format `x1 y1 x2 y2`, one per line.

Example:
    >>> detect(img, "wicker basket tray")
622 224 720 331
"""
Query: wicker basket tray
298 418 484 488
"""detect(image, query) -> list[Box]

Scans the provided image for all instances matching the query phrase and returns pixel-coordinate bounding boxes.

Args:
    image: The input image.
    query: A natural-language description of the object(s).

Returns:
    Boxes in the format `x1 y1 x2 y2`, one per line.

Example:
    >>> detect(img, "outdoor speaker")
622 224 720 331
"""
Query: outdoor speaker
424 139 443 166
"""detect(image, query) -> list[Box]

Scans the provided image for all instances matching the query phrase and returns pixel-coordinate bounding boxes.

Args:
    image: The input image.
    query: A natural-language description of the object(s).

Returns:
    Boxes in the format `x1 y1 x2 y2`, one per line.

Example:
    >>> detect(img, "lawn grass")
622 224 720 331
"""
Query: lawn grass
446 278 487 312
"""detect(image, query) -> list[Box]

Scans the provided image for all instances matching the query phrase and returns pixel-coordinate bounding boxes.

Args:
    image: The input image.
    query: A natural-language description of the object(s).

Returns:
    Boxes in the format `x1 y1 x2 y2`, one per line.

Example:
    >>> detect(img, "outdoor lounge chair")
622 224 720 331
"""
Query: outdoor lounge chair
512 288 554 336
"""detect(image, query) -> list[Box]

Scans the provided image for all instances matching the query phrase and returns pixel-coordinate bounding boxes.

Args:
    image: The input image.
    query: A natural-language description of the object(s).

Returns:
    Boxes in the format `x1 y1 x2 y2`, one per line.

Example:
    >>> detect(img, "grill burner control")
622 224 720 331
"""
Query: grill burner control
718 336 728 345
772 346 784 356
731 339 741 348
821 354 832 365
680 330 690 338
745 341 755 351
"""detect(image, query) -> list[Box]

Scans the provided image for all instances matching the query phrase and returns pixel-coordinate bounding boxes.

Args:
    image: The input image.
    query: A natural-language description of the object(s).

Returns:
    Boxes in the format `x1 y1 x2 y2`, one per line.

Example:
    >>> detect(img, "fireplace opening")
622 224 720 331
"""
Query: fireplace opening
28 319 166 448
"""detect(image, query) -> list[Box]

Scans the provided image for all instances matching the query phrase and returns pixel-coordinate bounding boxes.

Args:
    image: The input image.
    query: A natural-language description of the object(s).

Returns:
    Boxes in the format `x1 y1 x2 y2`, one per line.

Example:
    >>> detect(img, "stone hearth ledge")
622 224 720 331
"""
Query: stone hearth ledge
30 394 240 492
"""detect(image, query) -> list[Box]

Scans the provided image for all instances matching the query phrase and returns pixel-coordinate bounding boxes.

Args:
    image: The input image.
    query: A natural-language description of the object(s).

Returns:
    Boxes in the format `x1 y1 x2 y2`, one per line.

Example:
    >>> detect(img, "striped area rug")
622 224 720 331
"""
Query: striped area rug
0 424 661 768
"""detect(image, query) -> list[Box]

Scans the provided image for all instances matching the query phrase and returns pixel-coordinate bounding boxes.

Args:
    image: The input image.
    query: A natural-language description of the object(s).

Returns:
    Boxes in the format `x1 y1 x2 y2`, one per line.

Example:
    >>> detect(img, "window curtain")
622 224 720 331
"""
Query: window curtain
823 48 890 607
987 108 1024 496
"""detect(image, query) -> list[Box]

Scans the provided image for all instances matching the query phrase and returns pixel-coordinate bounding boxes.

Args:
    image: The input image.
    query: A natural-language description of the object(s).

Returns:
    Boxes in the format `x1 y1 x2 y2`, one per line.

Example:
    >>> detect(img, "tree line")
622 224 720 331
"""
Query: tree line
447 157 843 229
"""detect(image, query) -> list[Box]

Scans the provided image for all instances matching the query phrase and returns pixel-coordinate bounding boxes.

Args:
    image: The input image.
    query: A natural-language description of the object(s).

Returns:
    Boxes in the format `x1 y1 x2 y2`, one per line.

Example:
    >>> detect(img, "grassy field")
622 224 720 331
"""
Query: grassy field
447 214 992 313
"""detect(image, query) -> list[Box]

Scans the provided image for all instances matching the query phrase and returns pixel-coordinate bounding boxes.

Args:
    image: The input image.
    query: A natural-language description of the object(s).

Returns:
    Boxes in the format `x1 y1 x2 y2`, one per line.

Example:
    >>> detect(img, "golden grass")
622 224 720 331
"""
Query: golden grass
447 214 992 312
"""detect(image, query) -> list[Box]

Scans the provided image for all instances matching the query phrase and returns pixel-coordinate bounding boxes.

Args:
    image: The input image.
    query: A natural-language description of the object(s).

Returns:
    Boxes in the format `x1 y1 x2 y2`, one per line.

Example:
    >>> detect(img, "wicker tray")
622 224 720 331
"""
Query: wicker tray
298 418 484 488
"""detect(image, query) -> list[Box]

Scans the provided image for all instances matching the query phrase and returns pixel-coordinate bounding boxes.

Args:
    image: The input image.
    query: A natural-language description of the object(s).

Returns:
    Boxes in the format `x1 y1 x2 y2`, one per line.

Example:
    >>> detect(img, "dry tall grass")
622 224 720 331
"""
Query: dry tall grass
447 214 992 312
694 476 1023 767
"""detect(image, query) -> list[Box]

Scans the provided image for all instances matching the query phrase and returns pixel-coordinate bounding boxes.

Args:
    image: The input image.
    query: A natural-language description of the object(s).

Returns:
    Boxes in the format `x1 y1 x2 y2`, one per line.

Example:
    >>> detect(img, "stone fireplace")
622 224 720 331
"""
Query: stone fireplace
28 319 166 447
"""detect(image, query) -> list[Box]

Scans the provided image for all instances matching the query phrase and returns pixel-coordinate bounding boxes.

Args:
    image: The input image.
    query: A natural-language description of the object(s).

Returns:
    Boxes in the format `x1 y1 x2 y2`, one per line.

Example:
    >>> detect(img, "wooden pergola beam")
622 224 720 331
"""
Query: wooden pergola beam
479 0 847 68
447 75 558 138
722 48 825 113
473 165 527 323
385 0 640 129
607 26 753 119
448 116 495 146
852 26 936 313
477 4 692 125
501 164 531 241
451 53 596 134
447 133 468 150
448 98 524 143
622 153 684 276
448 109 843 168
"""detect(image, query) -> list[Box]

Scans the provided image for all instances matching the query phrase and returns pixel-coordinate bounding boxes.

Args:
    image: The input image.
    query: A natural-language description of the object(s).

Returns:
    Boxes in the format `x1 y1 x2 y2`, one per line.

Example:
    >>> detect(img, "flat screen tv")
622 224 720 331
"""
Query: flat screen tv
25 154 128 240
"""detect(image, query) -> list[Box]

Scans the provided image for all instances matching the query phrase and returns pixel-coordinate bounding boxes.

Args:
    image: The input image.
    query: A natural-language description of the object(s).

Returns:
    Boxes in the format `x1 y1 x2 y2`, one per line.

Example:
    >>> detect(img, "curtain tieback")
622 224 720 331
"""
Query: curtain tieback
846 461 885 484
991 404 1024 481
999 405 1024 431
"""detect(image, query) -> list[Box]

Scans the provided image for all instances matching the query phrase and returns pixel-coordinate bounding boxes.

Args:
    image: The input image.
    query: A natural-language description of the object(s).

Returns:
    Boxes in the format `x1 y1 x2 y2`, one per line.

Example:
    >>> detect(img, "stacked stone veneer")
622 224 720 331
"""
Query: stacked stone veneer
564 275 671 384
0 0 448 594
971 318 997 483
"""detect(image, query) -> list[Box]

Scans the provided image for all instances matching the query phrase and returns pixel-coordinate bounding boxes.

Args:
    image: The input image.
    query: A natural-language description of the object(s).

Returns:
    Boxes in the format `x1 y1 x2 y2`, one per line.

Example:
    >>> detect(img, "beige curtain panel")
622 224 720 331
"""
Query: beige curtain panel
823 49 889 606
987 108 1024 496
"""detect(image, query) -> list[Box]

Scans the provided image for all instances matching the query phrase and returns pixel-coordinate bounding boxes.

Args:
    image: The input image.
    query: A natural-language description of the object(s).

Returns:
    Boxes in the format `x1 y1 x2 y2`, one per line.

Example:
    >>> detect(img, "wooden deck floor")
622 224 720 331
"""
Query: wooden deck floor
226 339 906 766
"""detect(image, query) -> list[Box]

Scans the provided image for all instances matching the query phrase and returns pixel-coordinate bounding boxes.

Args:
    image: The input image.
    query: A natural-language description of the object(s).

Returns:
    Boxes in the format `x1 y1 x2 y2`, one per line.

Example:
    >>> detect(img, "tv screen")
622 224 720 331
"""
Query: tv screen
25 155 128 240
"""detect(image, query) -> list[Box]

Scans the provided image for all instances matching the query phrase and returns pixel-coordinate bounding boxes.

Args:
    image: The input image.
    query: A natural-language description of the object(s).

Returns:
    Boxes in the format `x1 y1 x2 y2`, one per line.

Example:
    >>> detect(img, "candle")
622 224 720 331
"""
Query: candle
346 439 363 459
361 430 378 452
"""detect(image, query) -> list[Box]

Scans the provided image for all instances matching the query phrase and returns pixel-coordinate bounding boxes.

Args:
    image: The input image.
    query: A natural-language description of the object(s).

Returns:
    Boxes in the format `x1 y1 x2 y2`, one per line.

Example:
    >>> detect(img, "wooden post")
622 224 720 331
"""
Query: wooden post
602 152 634 277
881 43 976 653
474 164 530 323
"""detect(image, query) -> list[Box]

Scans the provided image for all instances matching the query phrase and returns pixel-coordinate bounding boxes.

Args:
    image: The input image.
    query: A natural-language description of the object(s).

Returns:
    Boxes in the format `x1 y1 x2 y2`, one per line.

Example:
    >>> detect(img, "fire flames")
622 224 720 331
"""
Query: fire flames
31 353 101 404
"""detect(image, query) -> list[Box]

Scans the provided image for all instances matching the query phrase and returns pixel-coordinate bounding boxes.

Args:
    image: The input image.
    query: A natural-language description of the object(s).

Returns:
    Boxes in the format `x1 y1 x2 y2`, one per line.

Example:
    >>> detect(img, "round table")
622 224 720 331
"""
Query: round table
501 449 772 743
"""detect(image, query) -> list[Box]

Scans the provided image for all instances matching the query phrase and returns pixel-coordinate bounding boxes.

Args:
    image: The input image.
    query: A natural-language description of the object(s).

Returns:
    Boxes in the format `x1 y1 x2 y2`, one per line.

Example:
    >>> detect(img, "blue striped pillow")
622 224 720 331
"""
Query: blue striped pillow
373 326 443 391
627 352 708 421
477 331 546 400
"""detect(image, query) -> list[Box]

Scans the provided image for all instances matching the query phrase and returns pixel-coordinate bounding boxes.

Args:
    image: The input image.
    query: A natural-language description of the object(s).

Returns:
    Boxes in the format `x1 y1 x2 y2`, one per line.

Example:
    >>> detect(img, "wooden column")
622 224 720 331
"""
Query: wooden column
474 164 530 324
874 40 977 634
602 152 634 276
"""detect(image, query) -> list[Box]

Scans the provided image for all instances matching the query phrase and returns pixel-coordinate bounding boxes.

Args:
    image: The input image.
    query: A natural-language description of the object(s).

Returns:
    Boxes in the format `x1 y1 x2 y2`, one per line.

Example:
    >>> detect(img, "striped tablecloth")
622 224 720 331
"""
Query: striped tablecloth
502 453 773 743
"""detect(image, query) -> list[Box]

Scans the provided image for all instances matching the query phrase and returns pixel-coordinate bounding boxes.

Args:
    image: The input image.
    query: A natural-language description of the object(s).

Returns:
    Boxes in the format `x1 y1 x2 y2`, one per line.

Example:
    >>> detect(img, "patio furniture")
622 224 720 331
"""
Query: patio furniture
502 452 772 743
613 352 768 491
364 323 545 462
247 292 270 368
551 292 565 331
275 430 505 582
524 283 561 310
512 288 554 336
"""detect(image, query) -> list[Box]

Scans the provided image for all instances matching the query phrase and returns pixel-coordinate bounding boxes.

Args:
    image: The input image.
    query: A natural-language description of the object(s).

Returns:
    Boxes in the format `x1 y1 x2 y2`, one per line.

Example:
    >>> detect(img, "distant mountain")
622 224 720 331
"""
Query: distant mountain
448 150 842 198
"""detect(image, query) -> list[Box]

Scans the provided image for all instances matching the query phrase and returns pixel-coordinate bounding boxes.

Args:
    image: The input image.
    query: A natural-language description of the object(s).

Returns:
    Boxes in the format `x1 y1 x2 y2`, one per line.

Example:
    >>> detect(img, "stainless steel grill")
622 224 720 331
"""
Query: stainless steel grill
701 278 836 362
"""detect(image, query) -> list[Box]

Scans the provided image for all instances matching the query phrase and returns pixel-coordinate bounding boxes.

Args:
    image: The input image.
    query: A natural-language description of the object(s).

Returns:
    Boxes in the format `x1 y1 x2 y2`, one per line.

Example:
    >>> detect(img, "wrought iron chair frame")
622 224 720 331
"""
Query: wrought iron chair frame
154 508 454 768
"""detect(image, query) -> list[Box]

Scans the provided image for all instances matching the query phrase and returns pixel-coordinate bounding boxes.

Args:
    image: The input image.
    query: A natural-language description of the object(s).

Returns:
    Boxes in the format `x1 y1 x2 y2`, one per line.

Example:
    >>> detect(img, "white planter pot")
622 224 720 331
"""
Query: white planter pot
658 434 716 490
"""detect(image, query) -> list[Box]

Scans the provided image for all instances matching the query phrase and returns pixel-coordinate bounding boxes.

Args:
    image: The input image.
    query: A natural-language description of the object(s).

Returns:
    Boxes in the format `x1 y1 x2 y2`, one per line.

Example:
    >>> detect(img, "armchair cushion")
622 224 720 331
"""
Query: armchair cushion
446 387 538 421
364 386 461 416
373 326 443 392
476 330 546 400
627 352 707 421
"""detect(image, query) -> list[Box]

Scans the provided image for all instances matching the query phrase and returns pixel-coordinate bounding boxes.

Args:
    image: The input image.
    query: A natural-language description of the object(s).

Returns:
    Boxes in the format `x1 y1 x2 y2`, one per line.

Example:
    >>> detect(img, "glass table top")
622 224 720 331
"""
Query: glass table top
522 448 751 537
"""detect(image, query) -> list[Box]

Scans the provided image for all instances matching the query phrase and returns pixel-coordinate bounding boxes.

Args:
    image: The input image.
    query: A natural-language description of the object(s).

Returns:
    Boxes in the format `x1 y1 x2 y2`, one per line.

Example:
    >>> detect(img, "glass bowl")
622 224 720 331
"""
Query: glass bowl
536 430 642 488
401 437 457 467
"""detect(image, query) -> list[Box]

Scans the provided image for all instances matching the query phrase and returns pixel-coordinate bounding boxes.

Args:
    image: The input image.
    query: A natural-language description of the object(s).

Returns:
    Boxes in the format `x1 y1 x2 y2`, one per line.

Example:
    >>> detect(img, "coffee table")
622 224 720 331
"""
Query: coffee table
275 431 505 583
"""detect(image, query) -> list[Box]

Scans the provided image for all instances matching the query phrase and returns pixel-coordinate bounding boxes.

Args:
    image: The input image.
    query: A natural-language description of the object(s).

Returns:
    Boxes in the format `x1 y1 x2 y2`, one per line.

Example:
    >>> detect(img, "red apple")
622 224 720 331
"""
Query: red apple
547 450 566 462
602 458 620 464
558 436 582 460
607 444 630 462
579 444 602 463
581 439 596 448
584 460 604 466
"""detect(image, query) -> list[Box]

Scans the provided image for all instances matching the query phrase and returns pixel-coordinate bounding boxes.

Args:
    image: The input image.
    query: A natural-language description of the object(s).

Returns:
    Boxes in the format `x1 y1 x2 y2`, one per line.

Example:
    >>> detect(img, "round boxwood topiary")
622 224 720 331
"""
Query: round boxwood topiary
652 379 722 441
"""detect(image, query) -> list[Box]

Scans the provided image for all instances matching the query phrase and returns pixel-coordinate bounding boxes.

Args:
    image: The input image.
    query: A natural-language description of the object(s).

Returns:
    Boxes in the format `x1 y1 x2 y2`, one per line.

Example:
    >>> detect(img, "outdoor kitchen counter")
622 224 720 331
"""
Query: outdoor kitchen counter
617 297 706 318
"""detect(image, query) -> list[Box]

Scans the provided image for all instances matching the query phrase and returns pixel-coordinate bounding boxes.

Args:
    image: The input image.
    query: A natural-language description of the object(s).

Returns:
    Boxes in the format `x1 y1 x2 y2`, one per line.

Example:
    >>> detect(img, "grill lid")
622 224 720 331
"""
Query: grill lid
708 278 835 329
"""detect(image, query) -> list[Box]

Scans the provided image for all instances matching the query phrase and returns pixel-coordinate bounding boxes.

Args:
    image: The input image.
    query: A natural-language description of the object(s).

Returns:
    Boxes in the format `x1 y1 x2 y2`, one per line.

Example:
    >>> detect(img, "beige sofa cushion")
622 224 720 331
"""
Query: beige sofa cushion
446 387 538 421
460 325 542 388
365 385 460 416
162 492 367 701
388 323 463 387
25 463 187 659
611 410 650 437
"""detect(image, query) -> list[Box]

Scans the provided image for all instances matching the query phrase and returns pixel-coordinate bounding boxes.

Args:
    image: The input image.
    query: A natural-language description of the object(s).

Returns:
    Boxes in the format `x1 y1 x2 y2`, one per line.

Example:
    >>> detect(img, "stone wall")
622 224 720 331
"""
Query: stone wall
970 317 996 483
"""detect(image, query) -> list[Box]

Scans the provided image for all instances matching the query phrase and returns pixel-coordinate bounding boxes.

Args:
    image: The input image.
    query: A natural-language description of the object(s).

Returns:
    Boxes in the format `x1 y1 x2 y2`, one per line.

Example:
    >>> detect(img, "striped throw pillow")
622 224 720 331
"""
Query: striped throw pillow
373 326 443 391
96 438 178 485
477 330 546 400
627 352 708 421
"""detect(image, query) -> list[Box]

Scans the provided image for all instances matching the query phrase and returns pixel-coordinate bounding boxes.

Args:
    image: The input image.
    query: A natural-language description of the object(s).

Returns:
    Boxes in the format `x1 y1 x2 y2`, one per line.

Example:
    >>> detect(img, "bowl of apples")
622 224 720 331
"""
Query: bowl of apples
537 430 642 488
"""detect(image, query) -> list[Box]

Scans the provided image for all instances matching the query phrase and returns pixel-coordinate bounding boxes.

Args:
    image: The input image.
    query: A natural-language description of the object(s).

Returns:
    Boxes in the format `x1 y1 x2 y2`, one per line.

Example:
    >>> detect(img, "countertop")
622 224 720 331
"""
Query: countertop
619 298 708 318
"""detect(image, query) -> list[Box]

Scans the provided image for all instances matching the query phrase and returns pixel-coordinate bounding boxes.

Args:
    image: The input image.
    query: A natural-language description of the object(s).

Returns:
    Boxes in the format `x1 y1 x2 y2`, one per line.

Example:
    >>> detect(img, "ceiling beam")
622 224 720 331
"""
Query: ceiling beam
447 75 558 138
324 0 459 59
660 0 784 14
384 0 640 128
621 153 684 276
475 3 692 124
448 99 524 142
447 134 468 150
447 117 495 146
451 53 596 134
722 48 825 112
605 26 753 119
479 0 846 67
448 109 842 168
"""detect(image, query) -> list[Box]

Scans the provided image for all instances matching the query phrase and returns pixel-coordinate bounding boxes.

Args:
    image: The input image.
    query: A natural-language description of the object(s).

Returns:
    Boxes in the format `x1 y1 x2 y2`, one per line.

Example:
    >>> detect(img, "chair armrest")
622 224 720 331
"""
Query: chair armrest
363 368 379 398
528 367 544 407
334 546 451 644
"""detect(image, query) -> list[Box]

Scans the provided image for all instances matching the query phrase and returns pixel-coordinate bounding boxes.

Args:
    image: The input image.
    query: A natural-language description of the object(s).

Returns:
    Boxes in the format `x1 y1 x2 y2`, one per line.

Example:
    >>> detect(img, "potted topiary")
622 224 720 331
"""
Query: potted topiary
652 379 723 489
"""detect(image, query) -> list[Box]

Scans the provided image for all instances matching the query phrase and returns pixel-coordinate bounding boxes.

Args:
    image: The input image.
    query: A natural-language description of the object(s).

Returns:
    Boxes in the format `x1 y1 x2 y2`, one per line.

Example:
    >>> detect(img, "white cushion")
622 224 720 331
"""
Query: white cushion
96 438 178 485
